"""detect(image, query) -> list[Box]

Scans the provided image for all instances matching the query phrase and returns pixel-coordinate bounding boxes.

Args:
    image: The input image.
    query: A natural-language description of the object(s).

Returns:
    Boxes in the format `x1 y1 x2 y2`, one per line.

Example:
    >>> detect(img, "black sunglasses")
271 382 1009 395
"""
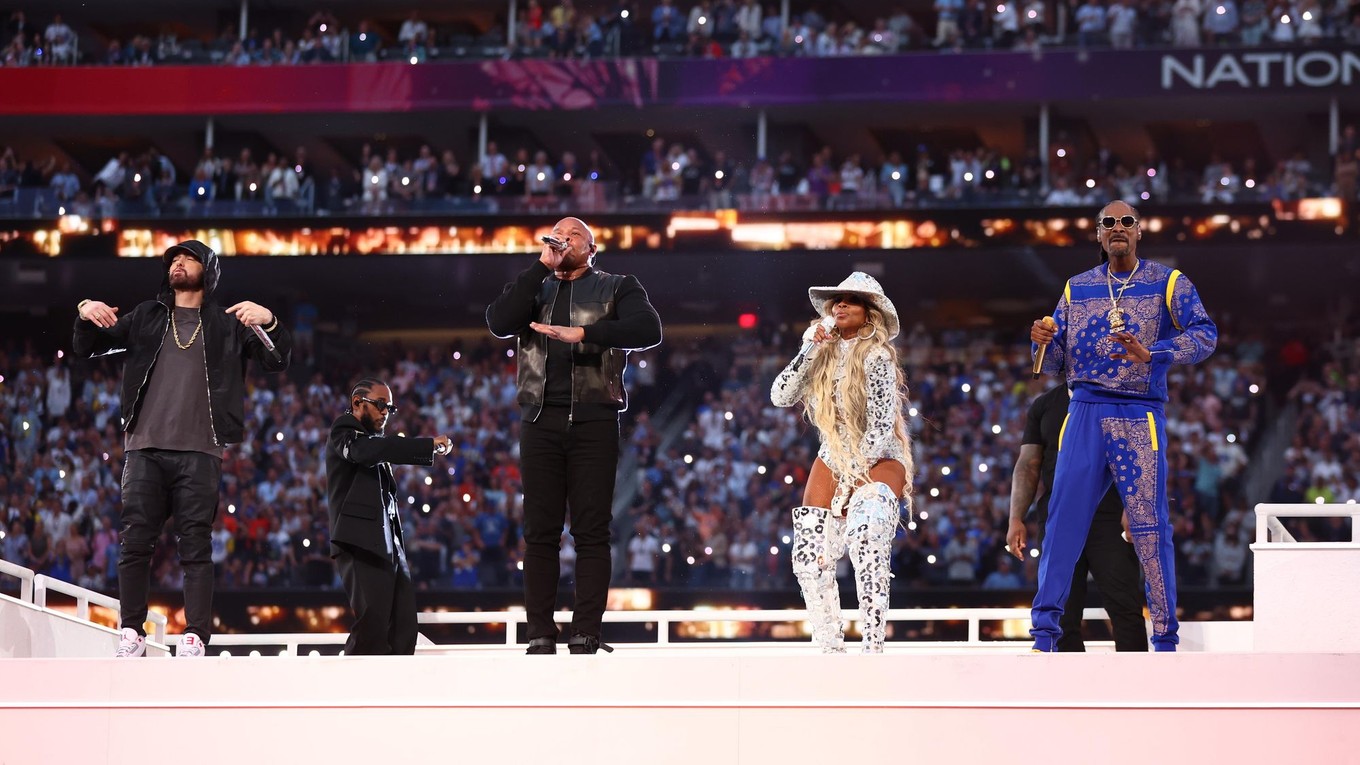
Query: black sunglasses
1099 215 1139 229
357 396 398 414
830 294 866 306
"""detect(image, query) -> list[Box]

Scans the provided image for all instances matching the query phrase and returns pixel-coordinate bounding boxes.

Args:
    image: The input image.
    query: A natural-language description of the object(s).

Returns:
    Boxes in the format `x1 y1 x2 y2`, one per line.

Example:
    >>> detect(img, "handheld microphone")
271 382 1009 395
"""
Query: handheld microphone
541 235 567 250
792 316 836 368
1031 315 1056 379
251 324 283 363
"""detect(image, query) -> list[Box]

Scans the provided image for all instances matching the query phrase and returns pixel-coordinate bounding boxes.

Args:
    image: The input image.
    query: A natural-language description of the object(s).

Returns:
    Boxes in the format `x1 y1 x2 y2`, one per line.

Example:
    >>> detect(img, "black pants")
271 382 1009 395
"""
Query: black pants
336 545 417 655
520 406 619 641
1056 507 1149 652
119 448 221 643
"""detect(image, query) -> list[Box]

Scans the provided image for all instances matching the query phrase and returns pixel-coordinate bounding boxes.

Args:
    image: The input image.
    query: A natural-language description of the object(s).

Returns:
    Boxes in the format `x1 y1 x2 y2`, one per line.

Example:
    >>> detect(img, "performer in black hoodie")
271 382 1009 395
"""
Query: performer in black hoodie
74 239 291 658
326 378 450 655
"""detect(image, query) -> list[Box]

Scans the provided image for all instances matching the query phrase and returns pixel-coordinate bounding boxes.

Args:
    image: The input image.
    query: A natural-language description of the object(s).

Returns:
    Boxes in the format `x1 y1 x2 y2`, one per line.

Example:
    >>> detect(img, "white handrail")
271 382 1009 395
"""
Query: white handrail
0 557 36 603
204 606 1110 655
32 574 168 644
1254 503 1360 545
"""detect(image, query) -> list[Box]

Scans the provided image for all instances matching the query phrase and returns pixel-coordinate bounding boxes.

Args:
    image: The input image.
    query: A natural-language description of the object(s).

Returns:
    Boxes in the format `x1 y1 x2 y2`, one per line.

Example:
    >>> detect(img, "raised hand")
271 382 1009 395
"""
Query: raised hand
79 300 120 328
1109 331 1151 363
530 322 584 343
225 301 274 327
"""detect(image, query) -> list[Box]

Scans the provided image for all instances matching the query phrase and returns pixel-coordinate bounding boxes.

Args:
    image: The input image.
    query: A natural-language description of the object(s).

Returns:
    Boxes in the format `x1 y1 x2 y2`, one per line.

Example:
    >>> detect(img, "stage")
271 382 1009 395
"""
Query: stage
4 504 1360 764
3 649 1359 764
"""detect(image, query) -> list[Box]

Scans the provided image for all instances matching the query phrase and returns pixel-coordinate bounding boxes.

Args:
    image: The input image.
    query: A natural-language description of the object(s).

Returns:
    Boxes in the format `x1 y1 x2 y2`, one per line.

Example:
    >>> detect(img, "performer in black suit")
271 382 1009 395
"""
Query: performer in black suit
326 378 450 655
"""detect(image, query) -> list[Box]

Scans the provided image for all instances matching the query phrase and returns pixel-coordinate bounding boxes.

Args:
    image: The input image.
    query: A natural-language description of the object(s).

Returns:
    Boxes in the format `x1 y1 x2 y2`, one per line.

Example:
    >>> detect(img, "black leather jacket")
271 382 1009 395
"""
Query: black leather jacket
486 261 662 422
72 245 291 445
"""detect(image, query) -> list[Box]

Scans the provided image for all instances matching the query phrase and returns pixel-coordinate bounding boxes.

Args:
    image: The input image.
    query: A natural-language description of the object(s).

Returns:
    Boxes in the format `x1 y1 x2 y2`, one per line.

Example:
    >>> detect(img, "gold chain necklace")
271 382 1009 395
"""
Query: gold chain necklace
1104 259 1141 332
171 308 203 350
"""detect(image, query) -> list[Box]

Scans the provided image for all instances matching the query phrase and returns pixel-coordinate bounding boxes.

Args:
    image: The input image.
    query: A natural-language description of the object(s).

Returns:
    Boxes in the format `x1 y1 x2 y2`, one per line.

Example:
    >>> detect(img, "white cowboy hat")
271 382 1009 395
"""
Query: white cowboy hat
807 272 900 340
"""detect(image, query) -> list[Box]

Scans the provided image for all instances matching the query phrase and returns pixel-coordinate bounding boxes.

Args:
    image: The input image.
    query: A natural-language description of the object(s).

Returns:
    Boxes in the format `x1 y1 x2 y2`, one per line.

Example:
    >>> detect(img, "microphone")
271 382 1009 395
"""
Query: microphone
541 235 567 250
792 316 836 368
250 324 283 363
1032 315 1056 379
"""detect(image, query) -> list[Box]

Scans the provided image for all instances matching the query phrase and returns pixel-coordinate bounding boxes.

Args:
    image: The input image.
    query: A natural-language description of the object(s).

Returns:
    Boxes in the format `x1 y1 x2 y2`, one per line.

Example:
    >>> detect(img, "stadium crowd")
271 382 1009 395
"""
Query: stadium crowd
4 0 1359 67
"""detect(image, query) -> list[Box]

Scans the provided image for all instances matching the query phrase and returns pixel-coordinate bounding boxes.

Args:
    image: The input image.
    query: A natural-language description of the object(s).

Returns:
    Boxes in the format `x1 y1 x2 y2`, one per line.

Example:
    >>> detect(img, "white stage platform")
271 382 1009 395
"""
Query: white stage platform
5 503 1360 765
3 650 1359 765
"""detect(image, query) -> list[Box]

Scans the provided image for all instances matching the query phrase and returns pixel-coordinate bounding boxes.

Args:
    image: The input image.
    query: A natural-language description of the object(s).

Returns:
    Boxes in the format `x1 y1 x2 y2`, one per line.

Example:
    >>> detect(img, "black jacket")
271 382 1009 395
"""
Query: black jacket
325 412 435 559
486 261 662 422
71 244 292 445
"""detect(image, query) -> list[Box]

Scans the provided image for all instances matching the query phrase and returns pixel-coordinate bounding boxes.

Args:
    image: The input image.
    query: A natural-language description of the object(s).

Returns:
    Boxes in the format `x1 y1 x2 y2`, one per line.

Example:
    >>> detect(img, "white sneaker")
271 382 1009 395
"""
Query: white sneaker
177 633 205 658
115 628 146 658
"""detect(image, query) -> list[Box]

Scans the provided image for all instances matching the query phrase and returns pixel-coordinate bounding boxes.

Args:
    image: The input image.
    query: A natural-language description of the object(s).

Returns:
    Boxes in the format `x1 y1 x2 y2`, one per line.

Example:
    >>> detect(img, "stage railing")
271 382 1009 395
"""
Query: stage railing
1255 502 1360 544
1252 502 1360 652
204 606 1113 656
32 574 167 644
0 558 36 603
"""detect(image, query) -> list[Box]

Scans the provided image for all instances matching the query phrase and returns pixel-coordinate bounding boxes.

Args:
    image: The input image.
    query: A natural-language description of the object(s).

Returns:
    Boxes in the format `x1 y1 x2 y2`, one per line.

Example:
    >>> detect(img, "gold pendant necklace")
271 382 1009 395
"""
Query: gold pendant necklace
1105 260 1141 332
171 309 203 350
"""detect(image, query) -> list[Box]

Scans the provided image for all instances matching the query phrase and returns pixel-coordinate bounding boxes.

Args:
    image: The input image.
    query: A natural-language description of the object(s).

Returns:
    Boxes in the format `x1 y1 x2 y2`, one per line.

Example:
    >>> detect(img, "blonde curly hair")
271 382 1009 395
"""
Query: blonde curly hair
803 298 914 502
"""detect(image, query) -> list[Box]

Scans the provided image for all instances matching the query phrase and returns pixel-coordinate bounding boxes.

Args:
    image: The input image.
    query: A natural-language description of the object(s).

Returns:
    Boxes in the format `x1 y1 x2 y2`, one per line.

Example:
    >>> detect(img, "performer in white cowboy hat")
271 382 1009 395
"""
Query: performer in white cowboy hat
771 271 915 653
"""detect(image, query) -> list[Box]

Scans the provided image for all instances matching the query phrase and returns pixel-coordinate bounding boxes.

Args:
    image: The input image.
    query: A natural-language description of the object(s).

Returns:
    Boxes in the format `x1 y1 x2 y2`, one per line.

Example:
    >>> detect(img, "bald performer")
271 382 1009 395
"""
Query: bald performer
486 217 662 654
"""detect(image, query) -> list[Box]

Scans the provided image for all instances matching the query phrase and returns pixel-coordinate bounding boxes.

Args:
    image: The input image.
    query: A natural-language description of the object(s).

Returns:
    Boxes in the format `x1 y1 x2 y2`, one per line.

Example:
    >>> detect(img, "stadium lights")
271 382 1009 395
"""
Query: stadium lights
930 488 940 497
424 476 432 485
926 554 937 564
991 425 1002 434
941 466 951 476
919 511 929 519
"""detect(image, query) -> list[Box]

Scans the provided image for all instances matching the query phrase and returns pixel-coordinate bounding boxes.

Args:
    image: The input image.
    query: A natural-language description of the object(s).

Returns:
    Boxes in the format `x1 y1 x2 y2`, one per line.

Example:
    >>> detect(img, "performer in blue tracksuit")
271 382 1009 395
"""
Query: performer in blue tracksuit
1029 199 1217 652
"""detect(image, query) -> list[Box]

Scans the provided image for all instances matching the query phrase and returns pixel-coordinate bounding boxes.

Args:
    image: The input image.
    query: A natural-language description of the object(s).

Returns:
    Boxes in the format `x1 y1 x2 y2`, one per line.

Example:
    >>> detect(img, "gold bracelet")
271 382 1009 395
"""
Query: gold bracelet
262 315 279 333
77 299 91 318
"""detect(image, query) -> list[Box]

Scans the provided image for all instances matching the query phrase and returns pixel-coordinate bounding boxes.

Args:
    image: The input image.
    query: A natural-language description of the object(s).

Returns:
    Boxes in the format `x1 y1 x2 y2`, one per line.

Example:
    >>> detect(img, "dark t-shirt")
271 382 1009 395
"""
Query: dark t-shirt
126 306 223 457
1021 385 1121 527
543 279 574 406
